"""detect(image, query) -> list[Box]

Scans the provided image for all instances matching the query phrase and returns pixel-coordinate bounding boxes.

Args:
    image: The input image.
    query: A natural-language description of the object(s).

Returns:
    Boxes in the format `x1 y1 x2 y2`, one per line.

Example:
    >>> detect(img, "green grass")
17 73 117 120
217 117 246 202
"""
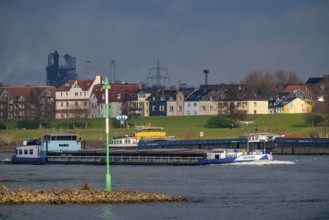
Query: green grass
0 114 327 143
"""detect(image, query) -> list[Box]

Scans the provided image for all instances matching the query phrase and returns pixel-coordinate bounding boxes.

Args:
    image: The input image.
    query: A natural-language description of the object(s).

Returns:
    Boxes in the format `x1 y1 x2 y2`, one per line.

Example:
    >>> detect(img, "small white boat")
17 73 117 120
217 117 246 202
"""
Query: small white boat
12 143 47 164
197 148 273 164
109 135 138 148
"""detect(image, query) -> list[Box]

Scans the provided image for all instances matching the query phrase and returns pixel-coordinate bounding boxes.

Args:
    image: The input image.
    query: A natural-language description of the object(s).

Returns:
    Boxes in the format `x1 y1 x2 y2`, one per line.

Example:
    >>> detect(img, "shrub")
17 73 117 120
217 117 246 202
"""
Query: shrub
0 122 6 130
204 116 239 128
16 120 39 129
304 114 325 126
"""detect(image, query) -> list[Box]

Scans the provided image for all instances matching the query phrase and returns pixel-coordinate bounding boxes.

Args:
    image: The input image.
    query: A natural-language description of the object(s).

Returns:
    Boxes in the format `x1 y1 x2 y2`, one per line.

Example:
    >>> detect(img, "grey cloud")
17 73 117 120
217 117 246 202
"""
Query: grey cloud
0 0 328 86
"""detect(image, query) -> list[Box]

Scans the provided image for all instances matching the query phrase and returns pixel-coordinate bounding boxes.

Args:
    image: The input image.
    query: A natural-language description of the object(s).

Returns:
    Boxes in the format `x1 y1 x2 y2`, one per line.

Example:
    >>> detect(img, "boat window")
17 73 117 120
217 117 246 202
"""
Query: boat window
24 149 28 155
19 149 23 155
16 149 18 154
50 135 77 141
29 149 33 155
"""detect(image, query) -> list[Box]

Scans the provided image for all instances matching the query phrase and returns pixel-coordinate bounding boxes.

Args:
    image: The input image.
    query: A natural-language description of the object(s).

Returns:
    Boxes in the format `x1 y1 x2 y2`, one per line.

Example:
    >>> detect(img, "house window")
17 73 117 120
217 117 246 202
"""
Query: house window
117 94 121 99
178 106 182 111
254 102 257 107
254 110 257 114
194 103 197 107
202 106 206 111
19 104 24 109
19 111 25 116
66 102 69 107
169 106 174 112
210 106 214 111
152 106 155 111
75 92 78 96
76 102 79 107
60 102 63 107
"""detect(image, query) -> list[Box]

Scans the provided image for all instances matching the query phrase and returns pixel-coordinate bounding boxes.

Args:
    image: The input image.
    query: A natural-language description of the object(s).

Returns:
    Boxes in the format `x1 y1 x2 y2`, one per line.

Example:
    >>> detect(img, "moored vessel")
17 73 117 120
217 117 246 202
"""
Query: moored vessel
12 143 47 164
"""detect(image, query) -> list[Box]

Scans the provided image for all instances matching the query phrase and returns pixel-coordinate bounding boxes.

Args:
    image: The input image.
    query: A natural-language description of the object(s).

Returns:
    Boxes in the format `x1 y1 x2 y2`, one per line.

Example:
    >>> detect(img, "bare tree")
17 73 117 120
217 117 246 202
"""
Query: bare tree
242 69 303 98
274 69 303 90
241 70 277 98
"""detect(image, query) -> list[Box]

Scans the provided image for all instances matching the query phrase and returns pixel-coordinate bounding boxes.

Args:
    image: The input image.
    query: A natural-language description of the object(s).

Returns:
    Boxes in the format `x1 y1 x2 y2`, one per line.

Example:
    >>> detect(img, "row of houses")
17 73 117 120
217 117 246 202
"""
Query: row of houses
0 75 323 121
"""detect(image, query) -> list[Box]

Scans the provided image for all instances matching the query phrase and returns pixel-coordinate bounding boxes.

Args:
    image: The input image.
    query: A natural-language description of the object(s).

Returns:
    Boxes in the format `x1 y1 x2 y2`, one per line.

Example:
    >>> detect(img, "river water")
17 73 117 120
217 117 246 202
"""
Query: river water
0 153 328 220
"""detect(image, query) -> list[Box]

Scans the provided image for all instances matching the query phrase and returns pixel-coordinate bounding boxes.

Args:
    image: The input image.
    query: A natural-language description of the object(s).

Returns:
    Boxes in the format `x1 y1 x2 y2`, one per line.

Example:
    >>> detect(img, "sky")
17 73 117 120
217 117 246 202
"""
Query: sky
0 0 328 87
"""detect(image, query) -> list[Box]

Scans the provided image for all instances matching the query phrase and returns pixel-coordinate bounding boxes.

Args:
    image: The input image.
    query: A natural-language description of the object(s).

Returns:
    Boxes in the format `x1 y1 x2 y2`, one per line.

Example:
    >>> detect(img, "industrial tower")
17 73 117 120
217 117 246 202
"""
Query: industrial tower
111 60 116 83
85 61 91 79
203 69 209 85
147 60 170 88
46 51 77 88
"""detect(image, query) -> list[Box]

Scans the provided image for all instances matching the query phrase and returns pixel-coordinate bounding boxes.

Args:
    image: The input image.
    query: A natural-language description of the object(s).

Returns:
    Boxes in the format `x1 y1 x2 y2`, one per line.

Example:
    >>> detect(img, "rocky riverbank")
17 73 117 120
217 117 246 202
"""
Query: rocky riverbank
0 181 188 205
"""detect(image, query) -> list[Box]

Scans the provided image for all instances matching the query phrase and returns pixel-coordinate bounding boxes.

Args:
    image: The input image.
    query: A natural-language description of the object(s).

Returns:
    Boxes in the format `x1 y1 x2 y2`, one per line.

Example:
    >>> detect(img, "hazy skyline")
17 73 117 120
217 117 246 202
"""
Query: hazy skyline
1 0 328 87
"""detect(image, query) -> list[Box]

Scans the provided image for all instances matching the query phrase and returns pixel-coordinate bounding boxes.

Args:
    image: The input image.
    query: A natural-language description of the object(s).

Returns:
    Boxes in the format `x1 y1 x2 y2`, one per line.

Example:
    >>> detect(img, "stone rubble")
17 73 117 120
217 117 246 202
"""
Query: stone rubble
0 182 188 205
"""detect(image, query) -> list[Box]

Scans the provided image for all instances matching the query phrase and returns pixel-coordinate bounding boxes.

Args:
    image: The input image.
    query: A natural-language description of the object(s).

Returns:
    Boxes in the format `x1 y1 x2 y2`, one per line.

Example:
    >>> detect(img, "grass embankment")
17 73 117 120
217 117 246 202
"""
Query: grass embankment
0 114 324 145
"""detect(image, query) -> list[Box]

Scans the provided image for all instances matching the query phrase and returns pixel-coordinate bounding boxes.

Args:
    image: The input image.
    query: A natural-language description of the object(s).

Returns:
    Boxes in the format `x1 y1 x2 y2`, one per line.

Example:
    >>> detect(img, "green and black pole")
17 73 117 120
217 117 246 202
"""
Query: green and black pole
103 77 112 192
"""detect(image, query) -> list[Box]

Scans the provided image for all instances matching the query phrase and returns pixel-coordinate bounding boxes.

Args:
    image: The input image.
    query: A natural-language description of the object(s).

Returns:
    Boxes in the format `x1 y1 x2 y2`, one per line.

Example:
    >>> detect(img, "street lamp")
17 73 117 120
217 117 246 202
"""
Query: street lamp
318 96 327 137
103 77 112 192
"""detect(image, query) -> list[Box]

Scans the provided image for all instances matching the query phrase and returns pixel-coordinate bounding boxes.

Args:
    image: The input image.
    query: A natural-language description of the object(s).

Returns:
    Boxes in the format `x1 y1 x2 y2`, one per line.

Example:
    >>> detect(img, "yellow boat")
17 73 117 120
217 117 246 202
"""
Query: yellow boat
135 126 167 141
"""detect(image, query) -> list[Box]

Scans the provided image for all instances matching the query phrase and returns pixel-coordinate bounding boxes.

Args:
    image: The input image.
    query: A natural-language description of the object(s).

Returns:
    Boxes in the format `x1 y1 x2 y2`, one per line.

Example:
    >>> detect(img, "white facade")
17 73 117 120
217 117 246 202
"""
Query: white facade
55 76 102 119
184 101 200 115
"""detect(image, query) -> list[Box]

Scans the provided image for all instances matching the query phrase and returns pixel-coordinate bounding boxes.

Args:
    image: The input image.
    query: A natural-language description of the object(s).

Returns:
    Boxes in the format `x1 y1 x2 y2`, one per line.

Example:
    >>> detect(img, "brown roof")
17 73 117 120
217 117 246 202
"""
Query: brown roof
0 86 56 101
92 83 141 103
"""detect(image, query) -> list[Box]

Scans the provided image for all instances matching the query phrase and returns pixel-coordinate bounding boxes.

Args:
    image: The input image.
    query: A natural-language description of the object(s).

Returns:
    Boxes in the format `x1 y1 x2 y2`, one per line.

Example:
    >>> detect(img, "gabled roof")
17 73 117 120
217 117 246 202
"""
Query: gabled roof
146 89 177 101
200 89 225 101
92 83 141 103
57 79 94 91
241 92 268 101
0 86 56 101
185 89 210 101
177 88 196 97
306 77 323 84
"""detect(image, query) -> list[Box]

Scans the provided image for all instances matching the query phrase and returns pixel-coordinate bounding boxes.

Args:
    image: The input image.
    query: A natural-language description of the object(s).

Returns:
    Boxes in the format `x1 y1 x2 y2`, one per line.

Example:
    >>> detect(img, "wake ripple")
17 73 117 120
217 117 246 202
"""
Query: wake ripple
223 160 296 166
